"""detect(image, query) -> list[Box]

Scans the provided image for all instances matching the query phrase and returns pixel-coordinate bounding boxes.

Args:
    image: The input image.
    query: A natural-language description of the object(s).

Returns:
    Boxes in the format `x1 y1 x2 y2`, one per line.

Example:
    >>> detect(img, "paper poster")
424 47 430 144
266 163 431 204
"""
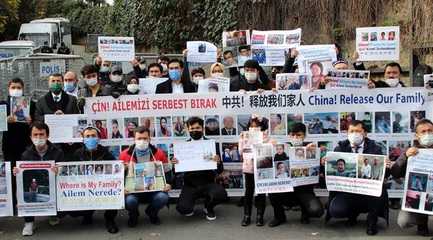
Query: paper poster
173 140 217 172
356 26 400 61
402 149 433 215
251 46 286 66
45 114 89 143
222 30 251 67
56 161 124 211
217 163 244 196
287 146 320 187
325 152 386 197
98 36 135 62
0 162 13 217
187 41 218 63
125 161 166 193
326 70 370 89
253 143 294 194
40 59 66 77
0 104 7 132
139 77 168 94
424 74 433 88
16 161 57 217
251 29 302 48
275 73 311 90
10 96 30 122
197 77 231 93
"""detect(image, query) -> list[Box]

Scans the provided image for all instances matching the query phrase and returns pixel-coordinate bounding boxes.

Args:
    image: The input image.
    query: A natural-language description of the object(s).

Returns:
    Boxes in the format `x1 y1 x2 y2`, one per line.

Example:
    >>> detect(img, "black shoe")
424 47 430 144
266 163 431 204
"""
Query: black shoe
241 215 251 226
417 224 429 236
81 215 93 225
256 214 264 227
300 215 310 224
145 208 161 225
127 212 138 228
389 200 401 210
204 208 216 221
366 224 378 236
268 218 286 227
105 220 119 234
345 217 357 227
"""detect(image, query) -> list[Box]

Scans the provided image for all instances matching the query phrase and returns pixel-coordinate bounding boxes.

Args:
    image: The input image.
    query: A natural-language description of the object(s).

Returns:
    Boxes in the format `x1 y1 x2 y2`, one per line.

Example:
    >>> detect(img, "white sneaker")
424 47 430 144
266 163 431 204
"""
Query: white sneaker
184 211 194 217
22 222 34 236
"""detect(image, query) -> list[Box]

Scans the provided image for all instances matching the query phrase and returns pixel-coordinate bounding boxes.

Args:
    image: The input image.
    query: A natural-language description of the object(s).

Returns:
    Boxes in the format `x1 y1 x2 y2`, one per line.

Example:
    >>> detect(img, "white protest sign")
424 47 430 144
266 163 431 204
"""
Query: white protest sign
0 105 7 132
275 73 311 90
98 36 135 62
356 26 400 61
325 152 386 197
187 41 218 63
45 114 88 143
173 140 217 172
0 162 13 217
326 70 370 89
125 161 166 193
197 77 230 93
139 77 168 95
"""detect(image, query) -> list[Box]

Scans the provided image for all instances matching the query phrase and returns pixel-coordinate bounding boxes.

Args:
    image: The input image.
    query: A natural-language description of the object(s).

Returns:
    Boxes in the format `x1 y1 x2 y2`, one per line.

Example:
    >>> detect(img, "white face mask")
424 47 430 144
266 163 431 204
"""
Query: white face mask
86 78 98 87
111 75 122 83
348 132 364 146
32 138 47 148
290 137 303 147
419 133 433 147
192 76 204 85
385 78 399 87
127 84 140 93
211 72 224 78
244 72 257 83
139 64 146 70
9 89 23 97
135 140 149 150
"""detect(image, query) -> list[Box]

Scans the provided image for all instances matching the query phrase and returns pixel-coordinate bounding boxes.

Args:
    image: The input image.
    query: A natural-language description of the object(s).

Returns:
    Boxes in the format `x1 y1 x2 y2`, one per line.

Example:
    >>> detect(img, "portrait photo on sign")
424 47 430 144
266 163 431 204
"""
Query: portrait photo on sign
222 47 238 67
140 117 156 137
388 140 411 161
410 111 425 132
73 119 88 138
205 115 220 136
374 112 391 134
109 119 124 139
270 113 286 135
287 114 303 134
274 144 289 162
156 116 172 137
357 155 384 180
392 111 409 134
275 161 290 179
23 170 49 203
357 112 373 133
304 112 338 135
339 112 356 133
326 155 356 178
408 172 428 192
124 117 139 138
221 142 241 163
172 116 188 137
405 190 421 210
221 115 237 136
92 119 108 139
217 167 244 189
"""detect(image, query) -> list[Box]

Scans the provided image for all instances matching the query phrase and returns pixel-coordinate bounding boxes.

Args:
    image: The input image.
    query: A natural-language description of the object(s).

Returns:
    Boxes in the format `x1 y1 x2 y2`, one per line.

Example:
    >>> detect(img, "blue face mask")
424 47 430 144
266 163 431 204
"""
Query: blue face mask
64 82 76 93
84 137 99 150
136 148 150 157
169 69 181 81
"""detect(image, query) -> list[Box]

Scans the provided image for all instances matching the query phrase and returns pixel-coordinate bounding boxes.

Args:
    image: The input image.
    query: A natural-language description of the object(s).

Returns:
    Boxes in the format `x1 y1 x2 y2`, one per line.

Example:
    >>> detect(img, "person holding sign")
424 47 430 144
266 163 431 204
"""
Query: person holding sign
155 59 196 94
371 62 406 88
268 123 324 227
391 119 433 237
148 63 164 78
230 59 270 91
119 126 171 227
15 122 64 236
171 117 227 221
325 120 389 235
239 116 268 227
72 127 119 234
104 65 127 99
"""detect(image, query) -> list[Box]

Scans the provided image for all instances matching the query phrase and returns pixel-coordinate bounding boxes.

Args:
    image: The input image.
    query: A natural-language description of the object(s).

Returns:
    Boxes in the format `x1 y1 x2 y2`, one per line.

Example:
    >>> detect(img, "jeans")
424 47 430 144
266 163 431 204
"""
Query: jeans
125 192 169 217
243 173 266 215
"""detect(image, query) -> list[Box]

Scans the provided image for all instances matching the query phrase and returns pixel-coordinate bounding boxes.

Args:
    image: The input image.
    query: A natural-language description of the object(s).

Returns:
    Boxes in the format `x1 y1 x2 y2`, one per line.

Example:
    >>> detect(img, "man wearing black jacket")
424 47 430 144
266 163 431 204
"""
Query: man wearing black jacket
268 123 324 227
72 127 119 234
17 122 64 236
391 119 433 237
326 120 389 236
229 59 270 92
172 117 227 220
155 59 196 94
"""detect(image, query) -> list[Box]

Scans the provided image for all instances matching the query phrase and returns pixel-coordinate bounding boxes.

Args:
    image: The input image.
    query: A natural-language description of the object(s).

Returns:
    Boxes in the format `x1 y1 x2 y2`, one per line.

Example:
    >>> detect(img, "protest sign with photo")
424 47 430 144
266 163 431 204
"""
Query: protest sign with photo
0 104 7 132
187 41 218 63
98 36 135 62
197 77 231 93
325 152 386 196
139 77 168 95
125 161 166 193
253 143 294 194
45 114 88 143
424 74 433 89
10 96 30 123
173 139 217 172
402 149 433 215
222 30 251 67
217 163 244 196
56 161 124 211
0 162 13 217
16 161 56 217
287 146 320 187
356 26 400 61
326 70 370 89
275 73 311 90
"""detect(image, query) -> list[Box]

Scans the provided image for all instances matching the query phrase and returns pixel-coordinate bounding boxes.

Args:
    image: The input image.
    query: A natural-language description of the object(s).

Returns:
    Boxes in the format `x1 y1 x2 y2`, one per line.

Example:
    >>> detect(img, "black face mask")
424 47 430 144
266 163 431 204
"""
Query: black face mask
189 131 203 140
